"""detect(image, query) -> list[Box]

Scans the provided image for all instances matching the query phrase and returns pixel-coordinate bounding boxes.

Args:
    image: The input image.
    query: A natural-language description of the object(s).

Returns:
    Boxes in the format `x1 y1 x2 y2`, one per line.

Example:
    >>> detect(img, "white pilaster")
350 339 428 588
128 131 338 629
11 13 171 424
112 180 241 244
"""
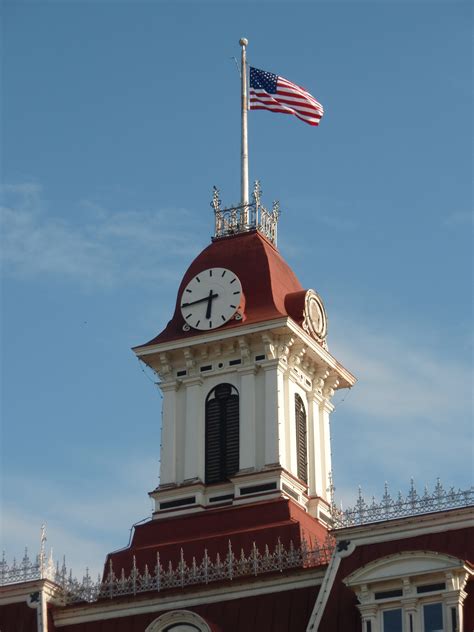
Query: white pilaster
263 360 285 467
307 390 320 497
285 375 296 473
318 397 334 502
183 377 204 482
357 604 377 632
159 381 178 485
308 391 323 498
238 366 257 470
402 599 418 632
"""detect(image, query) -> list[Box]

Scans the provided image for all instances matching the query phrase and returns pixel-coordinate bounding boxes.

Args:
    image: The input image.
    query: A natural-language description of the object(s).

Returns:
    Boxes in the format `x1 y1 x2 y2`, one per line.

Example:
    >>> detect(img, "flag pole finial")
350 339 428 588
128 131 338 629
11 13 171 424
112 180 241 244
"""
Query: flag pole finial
239 38 249 213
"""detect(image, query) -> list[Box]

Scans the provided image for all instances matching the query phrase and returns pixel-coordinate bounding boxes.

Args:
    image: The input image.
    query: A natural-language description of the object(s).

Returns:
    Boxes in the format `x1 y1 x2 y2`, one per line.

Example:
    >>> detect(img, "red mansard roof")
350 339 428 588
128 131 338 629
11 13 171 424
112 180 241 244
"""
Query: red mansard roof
136 231 307 348
104 498 329 578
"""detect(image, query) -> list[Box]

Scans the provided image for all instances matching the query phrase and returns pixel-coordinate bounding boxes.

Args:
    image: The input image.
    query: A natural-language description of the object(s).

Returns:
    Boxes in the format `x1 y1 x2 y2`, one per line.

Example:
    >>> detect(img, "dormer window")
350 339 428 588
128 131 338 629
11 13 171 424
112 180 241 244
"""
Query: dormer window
205 383 239 484
344 551 472 632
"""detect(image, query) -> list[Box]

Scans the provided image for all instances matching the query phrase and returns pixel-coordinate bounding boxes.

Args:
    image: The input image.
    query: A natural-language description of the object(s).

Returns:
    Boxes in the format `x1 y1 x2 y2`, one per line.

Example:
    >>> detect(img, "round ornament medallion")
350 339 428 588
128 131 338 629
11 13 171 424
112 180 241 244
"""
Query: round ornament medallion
303 289 327 342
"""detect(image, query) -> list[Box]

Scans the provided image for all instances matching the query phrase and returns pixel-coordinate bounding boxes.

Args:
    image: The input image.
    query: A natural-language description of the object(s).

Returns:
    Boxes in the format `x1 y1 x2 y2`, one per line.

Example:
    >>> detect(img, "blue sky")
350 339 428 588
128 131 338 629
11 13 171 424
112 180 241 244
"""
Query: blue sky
1 1 472 577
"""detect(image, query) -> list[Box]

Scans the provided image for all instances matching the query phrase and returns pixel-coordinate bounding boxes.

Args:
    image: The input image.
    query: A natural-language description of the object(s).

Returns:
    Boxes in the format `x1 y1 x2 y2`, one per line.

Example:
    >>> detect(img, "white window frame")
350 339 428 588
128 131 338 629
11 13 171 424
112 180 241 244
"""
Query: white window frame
343 551 472 632
145 610 212 632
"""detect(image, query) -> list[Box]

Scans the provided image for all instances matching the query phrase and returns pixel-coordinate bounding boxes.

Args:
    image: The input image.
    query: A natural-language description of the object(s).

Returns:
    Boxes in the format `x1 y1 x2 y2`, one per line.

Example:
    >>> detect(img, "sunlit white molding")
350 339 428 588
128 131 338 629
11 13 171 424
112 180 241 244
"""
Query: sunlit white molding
54 566 326 627
146 610 212 632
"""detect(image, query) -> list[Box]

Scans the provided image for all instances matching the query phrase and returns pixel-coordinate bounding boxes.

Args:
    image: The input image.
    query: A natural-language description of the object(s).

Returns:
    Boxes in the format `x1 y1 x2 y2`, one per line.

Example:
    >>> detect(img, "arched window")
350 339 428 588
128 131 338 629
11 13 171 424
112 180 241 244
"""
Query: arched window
145 610 211 632
295 394 308 484
205 383 239 484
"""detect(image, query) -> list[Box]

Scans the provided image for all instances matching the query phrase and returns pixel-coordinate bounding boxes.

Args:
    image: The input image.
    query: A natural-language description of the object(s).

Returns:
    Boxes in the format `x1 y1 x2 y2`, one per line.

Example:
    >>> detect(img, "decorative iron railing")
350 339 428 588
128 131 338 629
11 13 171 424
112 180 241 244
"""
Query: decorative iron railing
0 524 68 588
211 181 280 246
0 548 69 588
1 537 334 604
329 478 474 529
3 479 472 602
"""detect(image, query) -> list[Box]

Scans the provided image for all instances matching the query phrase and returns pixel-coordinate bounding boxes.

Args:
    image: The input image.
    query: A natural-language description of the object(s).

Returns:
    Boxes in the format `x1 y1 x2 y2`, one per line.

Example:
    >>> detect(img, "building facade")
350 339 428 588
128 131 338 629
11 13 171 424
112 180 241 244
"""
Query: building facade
1 185 473 631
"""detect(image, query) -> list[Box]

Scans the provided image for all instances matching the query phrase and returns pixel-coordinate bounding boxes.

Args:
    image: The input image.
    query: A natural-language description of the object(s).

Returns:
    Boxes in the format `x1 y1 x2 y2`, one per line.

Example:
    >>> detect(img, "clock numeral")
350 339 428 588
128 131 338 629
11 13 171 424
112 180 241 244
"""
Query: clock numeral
196 276 201 283
233 291 239 295
186 314 192 319
209 320 212 328
230 278 236 284
221 270 226 277
230 304 236 309
221 315 226 321
209 269 213 276
185 289 192 293
196 320 200 327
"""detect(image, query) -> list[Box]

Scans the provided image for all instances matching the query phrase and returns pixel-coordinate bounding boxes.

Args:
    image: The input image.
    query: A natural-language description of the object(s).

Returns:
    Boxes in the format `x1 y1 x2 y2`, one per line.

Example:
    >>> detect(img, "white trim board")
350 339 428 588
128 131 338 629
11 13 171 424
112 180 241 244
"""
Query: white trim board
53 567 326 627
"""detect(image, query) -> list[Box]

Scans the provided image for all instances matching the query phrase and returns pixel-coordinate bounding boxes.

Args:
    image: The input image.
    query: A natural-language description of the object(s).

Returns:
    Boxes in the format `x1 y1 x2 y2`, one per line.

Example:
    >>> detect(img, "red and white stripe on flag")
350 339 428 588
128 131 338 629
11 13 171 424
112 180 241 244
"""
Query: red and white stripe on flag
249 67 324 127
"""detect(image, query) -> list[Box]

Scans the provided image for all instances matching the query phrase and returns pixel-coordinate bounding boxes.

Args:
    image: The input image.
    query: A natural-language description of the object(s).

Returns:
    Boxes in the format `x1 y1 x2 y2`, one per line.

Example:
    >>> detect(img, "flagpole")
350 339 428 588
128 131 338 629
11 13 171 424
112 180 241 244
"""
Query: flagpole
239 38 249 216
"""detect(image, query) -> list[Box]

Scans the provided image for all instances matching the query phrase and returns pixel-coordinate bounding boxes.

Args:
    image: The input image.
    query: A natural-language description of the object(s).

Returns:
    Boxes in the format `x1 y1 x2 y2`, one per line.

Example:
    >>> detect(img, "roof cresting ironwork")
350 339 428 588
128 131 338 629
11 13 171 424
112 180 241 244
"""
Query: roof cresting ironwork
0 536 334 604
211 180 280 246
328 476 474 529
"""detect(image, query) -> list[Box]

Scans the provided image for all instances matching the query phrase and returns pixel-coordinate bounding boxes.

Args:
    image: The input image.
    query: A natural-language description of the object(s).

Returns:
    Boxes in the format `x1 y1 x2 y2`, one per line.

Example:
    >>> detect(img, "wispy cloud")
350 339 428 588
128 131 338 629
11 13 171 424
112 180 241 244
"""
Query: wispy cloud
443 210 473 227
329 316 473 493
2 455 157 578
332 322 471 423
289 195 356 231
0 182 204 289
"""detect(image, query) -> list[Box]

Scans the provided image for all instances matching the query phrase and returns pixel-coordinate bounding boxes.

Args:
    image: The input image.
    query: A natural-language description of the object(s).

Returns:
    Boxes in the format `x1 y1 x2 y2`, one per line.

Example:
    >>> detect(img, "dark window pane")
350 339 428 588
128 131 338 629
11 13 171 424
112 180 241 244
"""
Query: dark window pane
383 608 403 632
417 583 445 594
375 589 403 599
295 394 308 484
205 384 239 484
451 607 458 632
164 624 200 632
423 603 443 632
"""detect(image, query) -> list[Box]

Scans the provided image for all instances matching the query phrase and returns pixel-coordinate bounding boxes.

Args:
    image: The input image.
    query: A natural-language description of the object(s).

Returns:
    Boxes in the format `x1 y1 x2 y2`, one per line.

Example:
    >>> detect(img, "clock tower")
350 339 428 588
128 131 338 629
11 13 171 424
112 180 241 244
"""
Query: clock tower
132 182 356 526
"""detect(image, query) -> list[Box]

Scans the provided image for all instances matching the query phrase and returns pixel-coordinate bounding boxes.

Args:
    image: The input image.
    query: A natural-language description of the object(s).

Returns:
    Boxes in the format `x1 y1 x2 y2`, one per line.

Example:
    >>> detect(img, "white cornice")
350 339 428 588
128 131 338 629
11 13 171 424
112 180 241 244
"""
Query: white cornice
134 316 356 389
0 579 62 606
286 319 356 387
133 318 289 356
334 506 474 547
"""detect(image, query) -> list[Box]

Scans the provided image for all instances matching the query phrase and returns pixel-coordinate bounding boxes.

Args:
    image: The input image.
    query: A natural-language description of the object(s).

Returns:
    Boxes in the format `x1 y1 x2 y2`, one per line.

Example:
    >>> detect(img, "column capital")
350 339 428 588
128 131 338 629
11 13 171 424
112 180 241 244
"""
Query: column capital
260 357 288 373
309 388 324 403
321 398 335 413
182 376 203 387
356 603 378 619
237 365 257 376
159 380 179 393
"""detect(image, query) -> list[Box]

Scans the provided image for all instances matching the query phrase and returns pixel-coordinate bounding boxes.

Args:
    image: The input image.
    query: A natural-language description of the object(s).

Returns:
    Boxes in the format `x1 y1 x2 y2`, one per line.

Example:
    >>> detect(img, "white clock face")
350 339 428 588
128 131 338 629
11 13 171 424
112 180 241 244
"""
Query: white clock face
180 267 242 331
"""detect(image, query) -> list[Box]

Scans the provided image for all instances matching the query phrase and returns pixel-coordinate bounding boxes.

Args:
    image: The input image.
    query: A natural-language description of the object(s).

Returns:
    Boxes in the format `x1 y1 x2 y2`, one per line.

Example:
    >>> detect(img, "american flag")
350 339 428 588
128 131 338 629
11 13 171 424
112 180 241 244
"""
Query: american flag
249 67 324 126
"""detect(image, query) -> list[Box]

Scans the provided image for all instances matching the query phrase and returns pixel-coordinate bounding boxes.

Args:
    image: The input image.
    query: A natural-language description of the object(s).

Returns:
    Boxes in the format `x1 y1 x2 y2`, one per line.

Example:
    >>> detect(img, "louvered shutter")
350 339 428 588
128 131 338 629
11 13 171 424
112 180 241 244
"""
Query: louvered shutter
224 394 239 478
205 398 222 484
205 385 240 484
295 395 308 484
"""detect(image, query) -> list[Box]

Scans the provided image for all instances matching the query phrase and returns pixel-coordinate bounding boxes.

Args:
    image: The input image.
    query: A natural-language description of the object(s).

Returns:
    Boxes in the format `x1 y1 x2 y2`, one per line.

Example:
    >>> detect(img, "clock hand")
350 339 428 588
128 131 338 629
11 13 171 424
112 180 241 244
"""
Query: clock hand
181 292 218 308
205 289 216 319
